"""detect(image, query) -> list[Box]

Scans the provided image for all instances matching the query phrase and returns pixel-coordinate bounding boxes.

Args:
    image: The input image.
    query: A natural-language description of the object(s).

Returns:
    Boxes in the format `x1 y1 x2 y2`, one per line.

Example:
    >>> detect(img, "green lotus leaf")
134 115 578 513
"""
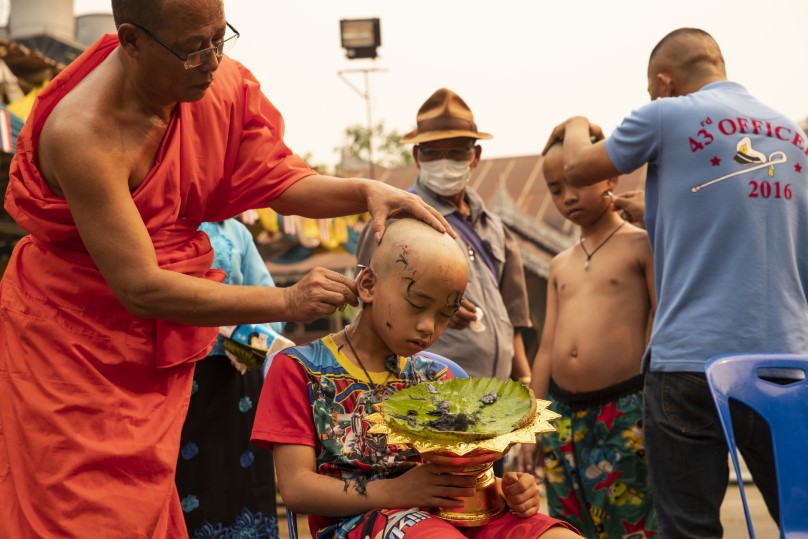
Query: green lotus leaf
382 377 536 442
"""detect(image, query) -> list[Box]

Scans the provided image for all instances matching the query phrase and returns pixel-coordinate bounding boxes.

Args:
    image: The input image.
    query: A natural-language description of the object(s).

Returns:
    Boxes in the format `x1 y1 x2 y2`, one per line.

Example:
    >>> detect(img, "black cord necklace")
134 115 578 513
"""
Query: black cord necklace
580 221 626 271
343 328 389 394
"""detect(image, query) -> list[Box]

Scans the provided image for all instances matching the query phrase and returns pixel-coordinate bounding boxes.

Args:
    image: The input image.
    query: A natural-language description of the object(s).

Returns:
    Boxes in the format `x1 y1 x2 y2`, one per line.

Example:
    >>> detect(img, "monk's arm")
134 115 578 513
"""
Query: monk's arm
271 174 453 242
41 125 355 326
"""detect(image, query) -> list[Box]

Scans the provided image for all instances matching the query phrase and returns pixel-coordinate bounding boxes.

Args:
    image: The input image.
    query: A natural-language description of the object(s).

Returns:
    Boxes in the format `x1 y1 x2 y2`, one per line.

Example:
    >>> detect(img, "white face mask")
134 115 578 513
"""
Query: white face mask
418 159 472 197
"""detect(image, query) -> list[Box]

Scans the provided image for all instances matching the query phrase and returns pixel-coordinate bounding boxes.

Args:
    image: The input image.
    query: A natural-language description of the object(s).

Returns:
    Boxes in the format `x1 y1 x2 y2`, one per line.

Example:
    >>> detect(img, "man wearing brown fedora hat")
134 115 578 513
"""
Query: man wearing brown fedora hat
356 88 533 390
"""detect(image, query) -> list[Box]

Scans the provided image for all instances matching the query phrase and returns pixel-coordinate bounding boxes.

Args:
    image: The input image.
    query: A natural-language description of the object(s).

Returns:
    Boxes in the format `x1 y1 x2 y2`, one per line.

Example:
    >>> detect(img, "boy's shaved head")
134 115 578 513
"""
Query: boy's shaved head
372 219 468 285
542 141 564 182
355 218 468 358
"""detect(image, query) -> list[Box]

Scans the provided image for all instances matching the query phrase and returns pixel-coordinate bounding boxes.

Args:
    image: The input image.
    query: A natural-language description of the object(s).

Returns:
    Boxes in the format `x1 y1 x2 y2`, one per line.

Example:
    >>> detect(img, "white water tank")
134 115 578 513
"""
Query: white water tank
9 0 76 41
76 13 116 46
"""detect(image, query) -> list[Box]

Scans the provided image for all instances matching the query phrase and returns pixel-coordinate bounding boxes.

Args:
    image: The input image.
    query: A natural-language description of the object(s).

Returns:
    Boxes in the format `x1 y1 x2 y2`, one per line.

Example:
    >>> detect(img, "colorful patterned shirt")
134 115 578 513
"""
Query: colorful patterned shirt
251 335 454 538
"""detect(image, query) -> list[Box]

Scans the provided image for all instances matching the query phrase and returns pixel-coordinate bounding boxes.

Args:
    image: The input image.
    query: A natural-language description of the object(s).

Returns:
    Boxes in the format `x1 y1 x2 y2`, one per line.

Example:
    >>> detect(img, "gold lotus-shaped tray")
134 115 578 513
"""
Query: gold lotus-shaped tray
366 378 559 455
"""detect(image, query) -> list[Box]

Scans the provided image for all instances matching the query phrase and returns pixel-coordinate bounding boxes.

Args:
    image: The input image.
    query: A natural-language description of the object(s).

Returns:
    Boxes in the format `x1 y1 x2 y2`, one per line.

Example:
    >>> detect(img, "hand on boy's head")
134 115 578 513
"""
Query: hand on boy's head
588 123 606 143
448 298 476 330
501 471 540 517
366 182 455 243
541 117 605 156
282 267 359 321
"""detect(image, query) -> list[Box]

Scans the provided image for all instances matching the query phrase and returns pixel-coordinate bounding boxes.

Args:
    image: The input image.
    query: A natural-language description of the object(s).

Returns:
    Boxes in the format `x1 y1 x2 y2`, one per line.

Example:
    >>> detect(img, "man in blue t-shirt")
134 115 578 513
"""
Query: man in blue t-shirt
542 28 808 538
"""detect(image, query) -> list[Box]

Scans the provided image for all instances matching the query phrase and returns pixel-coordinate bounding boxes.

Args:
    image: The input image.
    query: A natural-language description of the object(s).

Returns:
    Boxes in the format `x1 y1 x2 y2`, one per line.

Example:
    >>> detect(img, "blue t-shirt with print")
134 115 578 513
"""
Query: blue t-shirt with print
606 81 808 372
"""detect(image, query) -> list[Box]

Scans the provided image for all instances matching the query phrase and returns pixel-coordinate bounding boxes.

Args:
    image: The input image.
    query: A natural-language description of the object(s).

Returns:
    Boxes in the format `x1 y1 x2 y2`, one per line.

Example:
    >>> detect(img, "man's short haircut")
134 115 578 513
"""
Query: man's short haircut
648 27 725 80
112 0 164 30
650 27 723 63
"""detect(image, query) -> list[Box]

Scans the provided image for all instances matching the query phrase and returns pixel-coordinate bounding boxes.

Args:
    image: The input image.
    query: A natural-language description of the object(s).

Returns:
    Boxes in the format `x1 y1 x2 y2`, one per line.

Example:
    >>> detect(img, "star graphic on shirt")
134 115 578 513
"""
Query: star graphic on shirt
710 155 721 166
796 163 803 173
622 515 657 537
596 402 624 430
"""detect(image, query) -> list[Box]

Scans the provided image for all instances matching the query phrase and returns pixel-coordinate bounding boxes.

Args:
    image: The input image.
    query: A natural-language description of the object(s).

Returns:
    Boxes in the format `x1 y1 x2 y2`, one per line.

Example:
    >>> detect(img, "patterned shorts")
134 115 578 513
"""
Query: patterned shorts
543 375 656 539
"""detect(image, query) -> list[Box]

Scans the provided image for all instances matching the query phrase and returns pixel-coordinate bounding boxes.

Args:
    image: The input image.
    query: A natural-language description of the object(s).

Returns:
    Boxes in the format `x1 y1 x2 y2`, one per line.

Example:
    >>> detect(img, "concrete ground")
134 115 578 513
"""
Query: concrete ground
721 482 778 538
278 481 778 538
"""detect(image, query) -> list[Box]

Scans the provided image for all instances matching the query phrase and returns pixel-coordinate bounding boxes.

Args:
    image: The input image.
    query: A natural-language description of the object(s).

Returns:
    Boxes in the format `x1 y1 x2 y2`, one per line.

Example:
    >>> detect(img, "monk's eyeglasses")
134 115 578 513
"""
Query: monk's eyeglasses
128 21 240 69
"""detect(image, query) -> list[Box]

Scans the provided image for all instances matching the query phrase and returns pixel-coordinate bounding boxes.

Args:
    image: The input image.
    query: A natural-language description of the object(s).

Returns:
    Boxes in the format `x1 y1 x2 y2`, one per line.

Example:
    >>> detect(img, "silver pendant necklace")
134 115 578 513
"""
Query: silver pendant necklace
580 221 626 271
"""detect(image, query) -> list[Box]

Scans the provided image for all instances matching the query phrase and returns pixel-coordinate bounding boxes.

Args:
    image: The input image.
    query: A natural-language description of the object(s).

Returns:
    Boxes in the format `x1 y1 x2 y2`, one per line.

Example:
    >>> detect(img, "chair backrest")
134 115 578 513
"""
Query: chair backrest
412 350 469 379
705 353 808 539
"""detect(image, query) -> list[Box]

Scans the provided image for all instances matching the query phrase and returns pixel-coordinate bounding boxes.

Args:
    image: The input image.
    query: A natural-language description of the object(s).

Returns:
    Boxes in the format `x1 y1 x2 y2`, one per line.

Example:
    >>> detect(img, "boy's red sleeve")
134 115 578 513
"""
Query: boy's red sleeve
251 352 316 450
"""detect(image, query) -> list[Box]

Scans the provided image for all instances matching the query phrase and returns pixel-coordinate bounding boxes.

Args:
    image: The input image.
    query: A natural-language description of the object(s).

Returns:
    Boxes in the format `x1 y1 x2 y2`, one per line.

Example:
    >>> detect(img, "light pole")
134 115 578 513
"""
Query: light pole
338 18 384 179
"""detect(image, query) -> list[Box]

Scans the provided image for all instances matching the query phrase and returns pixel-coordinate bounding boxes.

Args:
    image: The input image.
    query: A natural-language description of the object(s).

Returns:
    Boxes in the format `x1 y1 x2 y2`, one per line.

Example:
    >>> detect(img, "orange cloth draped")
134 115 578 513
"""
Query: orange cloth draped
0 35 315 538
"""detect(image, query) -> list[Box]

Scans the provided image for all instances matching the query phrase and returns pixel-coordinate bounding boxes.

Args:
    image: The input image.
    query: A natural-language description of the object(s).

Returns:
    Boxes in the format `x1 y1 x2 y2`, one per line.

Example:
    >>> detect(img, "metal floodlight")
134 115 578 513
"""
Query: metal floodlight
339 18 381 60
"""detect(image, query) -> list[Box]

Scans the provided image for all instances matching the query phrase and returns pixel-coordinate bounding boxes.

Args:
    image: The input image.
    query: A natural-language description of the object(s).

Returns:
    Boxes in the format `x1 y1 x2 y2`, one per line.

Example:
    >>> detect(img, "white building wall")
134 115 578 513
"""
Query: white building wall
76 13 115 46
9 0 75 41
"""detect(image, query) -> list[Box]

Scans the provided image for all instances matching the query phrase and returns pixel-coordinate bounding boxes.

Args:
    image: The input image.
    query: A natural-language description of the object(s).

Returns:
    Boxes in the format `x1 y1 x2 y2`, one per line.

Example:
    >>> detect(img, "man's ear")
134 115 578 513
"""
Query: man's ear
656 73 675 97
356 267 376 304
117 23 142 57
470 144 482 169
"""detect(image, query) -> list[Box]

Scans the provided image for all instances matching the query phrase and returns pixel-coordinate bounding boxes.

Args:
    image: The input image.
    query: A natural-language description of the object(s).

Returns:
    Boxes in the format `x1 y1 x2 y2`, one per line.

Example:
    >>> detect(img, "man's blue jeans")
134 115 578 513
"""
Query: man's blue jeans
643 372 779 538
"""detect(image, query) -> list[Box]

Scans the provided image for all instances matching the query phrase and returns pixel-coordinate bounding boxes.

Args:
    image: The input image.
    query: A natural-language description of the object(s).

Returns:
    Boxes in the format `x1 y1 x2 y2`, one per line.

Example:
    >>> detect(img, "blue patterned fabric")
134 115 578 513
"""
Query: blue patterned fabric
177 219 281 539
190 507 279 539
199 221 283 356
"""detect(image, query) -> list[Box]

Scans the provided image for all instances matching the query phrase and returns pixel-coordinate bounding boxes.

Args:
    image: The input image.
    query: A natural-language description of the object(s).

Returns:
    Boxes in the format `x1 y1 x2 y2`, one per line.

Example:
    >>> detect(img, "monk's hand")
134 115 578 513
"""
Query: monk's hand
501 472 540 518
283 267 358 322
541 116 605 155
448 298 477 330
365 181 454 243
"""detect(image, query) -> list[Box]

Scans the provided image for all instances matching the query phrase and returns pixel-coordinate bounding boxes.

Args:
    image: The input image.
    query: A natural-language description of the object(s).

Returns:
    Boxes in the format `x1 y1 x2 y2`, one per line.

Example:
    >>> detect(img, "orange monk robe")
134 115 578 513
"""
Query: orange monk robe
0 35 315 538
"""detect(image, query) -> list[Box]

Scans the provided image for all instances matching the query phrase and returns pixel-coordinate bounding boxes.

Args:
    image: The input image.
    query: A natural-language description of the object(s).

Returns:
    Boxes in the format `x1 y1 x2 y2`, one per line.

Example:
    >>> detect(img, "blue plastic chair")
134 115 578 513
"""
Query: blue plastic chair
705 353 808 539
411 350 469 379
263 349 468 539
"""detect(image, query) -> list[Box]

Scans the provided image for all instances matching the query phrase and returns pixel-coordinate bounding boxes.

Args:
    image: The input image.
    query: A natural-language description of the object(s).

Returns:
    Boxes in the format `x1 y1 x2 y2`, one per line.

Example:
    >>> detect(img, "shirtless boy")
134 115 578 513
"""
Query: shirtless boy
531 142 656 538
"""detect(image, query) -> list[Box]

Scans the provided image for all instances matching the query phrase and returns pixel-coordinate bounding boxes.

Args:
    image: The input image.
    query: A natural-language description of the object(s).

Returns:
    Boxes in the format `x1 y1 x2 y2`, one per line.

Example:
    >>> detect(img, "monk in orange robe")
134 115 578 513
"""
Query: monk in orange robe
0 1 449 537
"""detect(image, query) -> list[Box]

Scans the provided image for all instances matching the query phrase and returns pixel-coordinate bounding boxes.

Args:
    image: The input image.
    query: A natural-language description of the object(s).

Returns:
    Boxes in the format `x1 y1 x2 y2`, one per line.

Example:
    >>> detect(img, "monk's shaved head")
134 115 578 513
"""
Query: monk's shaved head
112 0 164 28
648 28 726 96
113 0 224 31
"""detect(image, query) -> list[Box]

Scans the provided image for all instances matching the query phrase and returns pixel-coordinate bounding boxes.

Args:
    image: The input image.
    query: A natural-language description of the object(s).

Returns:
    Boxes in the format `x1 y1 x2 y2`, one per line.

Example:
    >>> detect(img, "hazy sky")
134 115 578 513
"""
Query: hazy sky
68 0 808 169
